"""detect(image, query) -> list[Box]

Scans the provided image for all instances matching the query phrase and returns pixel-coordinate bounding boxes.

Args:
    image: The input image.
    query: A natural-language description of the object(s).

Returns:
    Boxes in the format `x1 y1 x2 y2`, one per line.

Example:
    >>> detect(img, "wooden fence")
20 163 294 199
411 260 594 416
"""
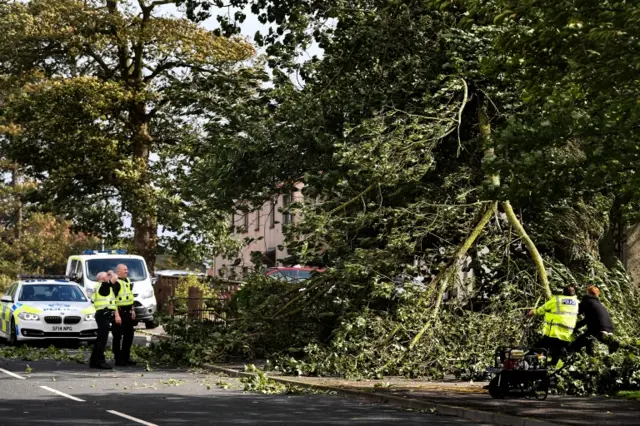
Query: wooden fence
154 275 242 320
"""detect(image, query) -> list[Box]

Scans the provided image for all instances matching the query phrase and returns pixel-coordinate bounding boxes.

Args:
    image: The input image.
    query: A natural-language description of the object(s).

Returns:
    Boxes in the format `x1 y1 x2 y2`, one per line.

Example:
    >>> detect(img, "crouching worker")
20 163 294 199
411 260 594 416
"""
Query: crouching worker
527 285 579 368
90 271 120 370
571 285 620 355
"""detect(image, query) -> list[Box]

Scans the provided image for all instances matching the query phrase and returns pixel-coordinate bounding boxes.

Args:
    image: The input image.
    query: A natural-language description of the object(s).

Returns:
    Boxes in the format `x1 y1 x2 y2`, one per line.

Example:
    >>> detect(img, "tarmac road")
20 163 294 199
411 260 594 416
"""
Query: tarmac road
0 345 488 425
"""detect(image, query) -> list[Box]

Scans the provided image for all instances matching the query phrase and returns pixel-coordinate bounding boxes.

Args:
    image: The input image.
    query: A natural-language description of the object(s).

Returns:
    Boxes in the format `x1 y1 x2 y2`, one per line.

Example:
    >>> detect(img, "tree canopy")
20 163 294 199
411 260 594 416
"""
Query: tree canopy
0 0 260 269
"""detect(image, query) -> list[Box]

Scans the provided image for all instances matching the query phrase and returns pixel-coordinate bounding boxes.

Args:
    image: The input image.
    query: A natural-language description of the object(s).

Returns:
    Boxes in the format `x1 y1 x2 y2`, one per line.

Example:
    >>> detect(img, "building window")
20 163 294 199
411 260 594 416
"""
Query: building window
230 212 235 231
270 200 276 229
283 192 293 225
255 210 260 231
264 247 276 267
243 212 249 232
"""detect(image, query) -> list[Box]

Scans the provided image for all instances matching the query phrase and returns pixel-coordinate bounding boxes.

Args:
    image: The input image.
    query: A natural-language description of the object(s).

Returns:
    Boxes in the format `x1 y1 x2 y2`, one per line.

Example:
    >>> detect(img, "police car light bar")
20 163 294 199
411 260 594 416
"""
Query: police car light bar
18 274 74 280
82 249 128 255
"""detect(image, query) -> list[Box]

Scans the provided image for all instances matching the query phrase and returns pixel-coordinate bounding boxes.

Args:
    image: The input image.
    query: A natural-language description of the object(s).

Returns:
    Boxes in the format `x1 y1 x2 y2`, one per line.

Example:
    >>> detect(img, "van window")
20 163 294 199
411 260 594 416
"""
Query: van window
74 260 84 281
85 258 147 281
69 259 78 275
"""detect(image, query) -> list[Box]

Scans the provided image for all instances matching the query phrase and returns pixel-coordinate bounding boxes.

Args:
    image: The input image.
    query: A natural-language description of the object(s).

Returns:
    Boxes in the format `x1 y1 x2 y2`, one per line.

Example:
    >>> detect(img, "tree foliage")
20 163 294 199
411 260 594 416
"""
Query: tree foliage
450 0 640 221
0 0 259 269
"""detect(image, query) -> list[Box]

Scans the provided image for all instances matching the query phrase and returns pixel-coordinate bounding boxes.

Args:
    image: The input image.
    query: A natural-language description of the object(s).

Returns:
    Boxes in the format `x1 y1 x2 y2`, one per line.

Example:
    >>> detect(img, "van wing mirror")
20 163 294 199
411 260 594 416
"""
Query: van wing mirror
1 295 12 303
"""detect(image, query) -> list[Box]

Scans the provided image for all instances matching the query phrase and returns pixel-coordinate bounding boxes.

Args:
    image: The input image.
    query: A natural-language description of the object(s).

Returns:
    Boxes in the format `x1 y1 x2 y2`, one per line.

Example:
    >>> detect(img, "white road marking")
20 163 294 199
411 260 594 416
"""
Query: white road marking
39 386 85 402
107 410 158 426
0 368 26 380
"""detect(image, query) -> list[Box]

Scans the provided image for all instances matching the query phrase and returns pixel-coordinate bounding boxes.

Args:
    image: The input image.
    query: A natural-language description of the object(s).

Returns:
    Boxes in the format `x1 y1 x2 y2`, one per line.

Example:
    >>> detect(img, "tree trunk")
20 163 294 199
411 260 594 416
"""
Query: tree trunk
130 103 157 272
11 164 23 274
600 192 631 268
133 212 157 273
11 164 22 241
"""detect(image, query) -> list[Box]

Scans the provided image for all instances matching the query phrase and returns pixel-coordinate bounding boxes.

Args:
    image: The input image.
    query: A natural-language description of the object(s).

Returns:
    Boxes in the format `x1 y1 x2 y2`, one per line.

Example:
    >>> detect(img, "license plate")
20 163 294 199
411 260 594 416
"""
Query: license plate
486 367 503 373
52 326 74 332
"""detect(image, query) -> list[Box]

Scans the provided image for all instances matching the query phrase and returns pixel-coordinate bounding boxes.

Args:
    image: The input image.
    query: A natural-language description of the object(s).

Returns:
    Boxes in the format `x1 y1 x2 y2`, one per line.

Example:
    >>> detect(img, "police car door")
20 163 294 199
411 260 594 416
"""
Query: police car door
1 283 17 337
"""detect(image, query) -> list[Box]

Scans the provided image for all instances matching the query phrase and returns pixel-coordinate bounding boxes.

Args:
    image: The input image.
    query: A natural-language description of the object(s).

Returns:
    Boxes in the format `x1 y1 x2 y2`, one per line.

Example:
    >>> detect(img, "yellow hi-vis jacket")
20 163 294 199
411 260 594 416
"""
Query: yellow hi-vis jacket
536 295 579 342
116 278 134 307
92 286 116 311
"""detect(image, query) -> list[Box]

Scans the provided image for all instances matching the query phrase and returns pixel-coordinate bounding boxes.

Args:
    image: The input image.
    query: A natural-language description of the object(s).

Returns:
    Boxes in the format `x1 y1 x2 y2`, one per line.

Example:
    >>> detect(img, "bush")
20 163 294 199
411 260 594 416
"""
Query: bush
0 274 14 295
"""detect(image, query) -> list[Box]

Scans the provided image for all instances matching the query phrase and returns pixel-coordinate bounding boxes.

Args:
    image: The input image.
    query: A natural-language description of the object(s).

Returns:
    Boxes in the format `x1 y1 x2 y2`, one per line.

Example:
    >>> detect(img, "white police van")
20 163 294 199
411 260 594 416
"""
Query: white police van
65 249 157 329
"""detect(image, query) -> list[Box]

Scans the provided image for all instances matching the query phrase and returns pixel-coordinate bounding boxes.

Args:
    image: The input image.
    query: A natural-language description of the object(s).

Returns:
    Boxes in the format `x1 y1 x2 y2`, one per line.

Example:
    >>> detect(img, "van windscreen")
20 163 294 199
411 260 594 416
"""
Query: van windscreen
86 258 147 281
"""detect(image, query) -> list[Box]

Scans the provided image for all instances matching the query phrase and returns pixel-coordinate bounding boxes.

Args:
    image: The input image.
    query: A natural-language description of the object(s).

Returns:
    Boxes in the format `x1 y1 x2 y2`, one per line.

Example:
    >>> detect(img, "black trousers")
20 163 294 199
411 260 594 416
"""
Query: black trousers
112 306 135 364
90 309 113 365
532 336 570 366
571 331 618 355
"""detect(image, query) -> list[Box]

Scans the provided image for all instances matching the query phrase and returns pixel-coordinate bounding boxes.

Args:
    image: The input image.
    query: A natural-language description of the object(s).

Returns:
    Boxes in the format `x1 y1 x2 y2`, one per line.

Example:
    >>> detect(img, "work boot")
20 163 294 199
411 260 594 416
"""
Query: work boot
90 362 112 370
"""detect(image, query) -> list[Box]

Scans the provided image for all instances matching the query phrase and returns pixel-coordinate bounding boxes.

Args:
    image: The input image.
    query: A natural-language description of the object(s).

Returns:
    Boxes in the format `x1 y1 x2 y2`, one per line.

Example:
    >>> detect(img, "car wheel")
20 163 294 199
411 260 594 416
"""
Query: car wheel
145 320 158 330
8 318 18 346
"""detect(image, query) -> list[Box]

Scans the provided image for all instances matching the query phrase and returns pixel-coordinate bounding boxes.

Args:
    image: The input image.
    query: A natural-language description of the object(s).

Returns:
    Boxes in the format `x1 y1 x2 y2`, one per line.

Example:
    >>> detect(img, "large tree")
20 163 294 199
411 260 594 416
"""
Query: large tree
0 0 257 269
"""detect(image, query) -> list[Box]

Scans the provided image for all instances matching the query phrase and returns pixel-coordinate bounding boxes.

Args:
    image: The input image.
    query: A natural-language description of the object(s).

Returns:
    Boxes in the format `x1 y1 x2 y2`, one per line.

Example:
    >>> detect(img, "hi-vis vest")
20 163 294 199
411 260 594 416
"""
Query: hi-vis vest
92 286 116 311
116 278 134 307
536 295 579 342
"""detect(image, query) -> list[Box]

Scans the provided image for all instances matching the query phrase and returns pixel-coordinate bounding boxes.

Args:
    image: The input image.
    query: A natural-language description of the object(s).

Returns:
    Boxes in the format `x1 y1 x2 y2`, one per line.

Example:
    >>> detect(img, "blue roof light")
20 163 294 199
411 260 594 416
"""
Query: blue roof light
82 249 127 255
18 275 73 281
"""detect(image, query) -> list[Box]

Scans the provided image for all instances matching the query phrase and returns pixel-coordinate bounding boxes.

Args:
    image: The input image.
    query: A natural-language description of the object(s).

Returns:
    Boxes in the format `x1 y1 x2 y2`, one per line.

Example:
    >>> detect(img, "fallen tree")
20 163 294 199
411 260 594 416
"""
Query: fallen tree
144 0 640 396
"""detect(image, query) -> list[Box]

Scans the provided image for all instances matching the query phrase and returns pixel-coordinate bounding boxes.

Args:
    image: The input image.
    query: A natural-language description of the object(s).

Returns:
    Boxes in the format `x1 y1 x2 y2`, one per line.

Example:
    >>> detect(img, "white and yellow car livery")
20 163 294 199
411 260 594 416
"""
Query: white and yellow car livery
0 277 98 344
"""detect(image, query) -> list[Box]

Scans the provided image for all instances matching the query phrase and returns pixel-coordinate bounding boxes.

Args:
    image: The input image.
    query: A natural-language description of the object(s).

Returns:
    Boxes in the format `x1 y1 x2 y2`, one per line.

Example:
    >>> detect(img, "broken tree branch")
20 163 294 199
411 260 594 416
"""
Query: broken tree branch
502 201 551 299
409 201 498 349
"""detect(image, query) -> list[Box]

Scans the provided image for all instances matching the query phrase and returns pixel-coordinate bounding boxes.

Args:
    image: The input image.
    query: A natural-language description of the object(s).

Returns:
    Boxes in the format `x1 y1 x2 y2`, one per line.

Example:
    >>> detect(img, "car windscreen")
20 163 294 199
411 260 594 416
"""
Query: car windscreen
270 269 313 282
282 270 313 279
86 258 147 281
19 284 87 302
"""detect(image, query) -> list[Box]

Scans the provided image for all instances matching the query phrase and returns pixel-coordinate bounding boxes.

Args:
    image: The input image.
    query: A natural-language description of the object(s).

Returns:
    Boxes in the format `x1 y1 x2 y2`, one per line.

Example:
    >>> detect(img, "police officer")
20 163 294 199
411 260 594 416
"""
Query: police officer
111 264 136 367
527 285 579 367
90 271 120 370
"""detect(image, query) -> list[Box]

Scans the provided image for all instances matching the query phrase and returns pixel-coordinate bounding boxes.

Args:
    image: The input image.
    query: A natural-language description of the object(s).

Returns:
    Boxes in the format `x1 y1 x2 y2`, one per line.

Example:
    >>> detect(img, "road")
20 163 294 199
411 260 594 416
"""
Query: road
0 338 488 425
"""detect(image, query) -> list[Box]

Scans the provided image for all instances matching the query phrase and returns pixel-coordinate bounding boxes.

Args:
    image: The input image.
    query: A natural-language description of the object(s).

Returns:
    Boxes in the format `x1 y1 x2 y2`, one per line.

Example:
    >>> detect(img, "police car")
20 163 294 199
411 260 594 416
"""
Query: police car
0 276 98 345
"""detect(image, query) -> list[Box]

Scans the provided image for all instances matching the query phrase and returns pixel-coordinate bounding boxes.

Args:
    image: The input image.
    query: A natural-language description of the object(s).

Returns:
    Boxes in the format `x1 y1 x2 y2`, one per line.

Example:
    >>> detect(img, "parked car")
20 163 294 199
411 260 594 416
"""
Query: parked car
0 277 98 345
265 266 325 283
